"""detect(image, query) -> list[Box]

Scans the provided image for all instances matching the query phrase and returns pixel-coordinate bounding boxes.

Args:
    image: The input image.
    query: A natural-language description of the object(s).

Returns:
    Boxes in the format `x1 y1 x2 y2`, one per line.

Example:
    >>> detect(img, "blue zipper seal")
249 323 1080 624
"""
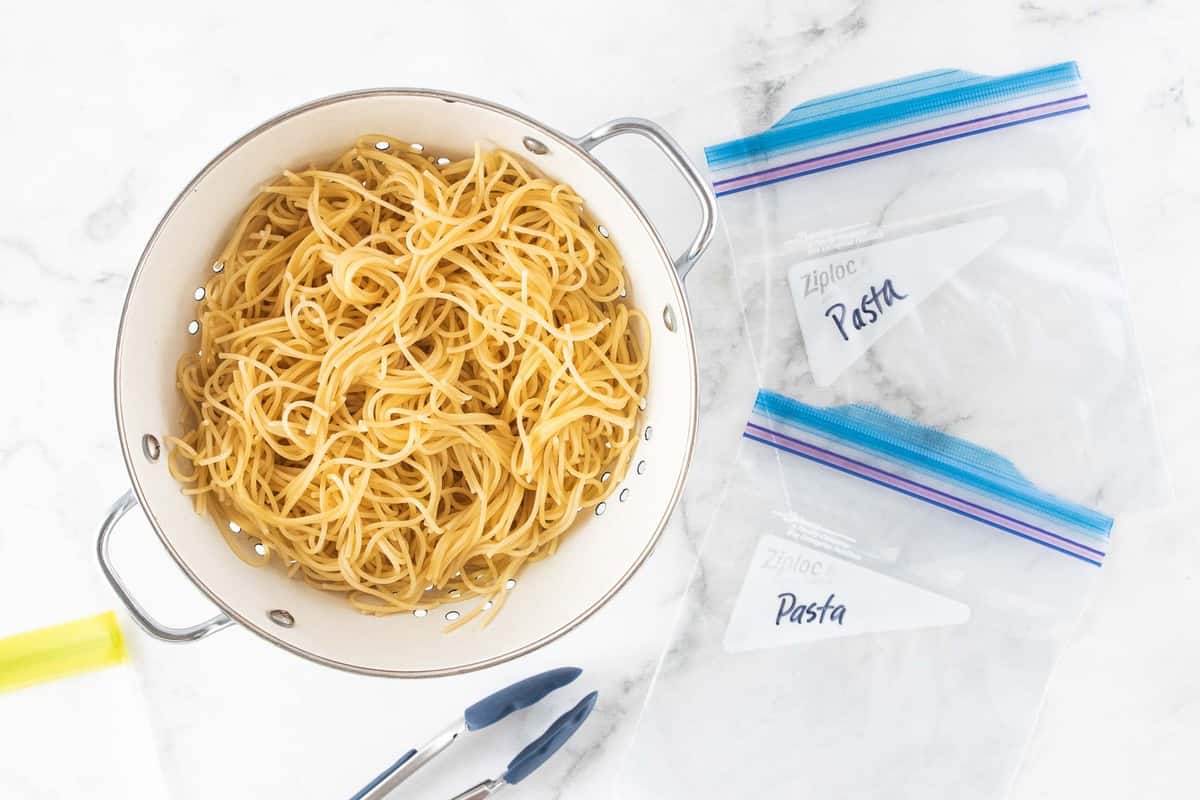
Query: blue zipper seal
752 389 1113 541
706 62 1084 170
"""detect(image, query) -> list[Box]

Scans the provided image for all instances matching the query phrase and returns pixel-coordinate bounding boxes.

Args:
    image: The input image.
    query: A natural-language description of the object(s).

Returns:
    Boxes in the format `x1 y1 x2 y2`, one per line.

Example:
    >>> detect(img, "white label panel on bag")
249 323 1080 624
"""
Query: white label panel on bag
722 534 970 654
787 216 1008 386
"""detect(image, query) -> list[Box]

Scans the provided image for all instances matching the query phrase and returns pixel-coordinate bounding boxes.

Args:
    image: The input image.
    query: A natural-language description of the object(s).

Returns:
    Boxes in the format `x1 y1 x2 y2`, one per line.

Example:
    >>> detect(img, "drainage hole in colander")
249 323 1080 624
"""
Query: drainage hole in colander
638 397 647 411
413 609 428 618
598 225 610 238
193 287 206 301
212 260 225 273
636 460 647 475
663 304 676 332
601 471 611 482
253 541 266 556
436 156 451 166
445 610 461 622
374 140 390 151
228 521 241 533
410 143 424 152
141 434 161 462
522 136 549 155
268 609 294 628
644 425 654 441
505 578 517 590
619 488 630 502
187 320 200 335
595 502 607 516
449 589 461 599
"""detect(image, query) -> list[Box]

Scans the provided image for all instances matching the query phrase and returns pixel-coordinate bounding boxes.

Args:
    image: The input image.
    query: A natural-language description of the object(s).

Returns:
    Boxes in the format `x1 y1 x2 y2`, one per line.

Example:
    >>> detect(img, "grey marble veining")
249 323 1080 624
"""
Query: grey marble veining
1 1 1198 798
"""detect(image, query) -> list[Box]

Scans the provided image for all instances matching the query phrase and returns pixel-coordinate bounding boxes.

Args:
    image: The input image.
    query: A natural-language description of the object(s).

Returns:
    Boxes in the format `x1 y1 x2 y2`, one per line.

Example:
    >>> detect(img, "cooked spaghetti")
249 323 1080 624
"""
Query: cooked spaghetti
167 136 648 624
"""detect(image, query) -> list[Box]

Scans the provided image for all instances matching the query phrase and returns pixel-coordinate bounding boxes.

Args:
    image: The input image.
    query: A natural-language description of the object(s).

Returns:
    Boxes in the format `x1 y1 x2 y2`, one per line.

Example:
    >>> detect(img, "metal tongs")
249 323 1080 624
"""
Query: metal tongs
349 667 597 799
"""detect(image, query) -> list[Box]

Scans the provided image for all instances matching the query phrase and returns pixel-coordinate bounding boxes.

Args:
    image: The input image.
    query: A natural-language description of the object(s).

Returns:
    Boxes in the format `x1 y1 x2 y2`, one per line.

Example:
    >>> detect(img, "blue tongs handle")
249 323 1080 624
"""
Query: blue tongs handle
447 691 600 800
350 667 583 800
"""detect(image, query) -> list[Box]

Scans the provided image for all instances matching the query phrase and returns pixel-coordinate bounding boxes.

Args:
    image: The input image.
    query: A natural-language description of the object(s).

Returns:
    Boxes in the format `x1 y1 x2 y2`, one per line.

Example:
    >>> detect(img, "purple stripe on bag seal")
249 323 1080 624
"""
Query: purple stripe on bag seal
743 422 1105 567
713 94 1090 197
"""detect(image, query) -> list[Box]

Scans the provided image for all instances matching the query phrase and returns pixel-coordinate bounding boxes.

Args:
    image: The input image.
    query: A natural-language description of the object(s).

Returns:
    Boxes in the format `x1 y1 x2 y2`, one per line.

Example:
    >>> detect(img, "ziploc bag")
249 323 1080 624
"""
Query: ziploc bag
621 63 1166 799
705 61 1167 513
619 390 1112 799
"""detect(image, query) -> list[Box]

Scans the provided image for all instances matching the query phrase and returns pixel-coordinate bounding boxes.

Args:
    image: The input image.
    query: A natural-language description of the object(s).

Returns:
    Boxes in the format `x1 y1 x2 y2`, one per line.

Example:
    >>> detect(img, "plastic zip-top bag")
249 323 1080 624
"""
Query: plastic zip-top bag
620 390 1112 799
705 61 1168 513
621 63 1168 799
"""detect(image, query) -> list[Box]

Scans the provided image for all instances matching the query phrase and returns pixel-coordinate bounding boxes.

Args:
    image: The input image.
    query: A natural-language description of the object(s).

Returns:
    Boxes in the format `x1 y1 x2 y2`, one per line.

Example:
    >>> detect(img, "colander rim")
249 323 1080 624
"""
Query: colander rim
112 87 700 677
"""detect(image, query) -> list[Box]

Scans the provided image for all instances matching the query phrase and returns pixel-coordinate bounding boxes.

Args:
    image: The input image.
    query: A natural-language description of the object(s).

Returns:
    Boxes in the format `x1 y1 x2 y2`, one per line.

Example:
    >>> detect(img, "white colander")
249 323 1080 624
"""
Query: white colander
96 89 714 677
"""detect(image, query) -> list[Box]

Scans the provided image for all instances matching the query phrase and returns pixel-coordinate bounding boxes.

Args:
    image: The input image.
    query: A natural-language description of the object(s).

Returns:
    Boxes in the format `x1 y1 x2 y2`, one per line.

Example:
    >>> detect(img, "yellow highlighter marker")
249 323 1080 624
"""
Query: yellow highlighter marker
0 611 127 693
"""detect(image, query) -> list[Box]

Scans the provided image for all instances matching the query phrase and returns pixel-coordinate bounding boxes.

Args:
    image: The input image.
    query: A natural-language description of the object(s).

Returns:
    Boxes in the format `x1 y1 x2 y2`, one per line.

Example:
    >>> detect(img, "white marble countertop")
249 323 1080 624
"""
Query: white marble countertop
2 0 1198 797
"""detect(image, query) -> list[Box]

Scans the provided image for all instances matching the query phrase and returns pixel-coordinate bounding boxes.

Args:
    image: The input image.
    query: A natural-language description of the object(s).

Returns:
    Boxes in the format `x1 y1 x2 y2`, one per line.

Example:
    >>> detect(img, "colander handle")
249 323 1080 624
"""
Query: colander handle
573 117 717 281
96 490 235 643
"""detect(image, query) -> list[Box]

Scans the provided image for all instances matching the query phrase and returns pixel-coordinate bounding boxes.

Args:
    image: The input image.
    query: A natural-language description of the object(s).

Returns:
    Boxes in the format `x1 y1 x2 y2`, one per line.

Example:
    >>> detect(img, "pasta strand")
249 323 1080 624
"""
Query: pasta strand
167 137 648 625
